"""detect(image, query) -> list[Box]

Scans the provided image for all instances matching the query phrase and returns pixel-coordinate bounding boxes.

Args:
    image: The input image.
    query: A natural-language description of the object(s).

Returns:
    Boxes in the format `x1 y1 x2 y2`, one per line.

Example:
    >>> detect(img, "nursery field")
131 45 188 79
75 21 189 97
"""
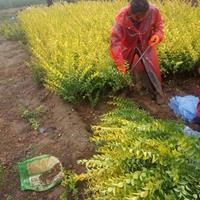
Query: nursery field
16 0 200 105
0 1 200 199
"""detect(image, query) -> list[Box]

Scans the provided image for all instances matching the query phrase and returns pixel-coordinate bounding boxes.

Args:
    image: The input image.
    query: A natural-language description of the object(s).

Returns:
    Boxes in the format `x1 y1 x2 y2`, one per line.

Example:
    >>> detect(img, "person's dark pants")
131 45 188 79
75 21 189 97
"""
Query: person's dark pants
47 0 53 6
192 116 200 125
130 50 156 96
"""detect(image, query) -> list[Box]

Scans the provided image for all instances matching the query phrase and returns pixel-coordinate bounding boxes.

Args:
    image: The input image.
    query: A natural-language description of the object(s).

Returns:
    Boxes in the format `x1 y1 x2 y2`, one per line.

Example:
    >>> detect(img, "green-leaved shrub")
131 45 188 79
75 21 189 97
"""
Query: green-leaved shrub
78 97 200 199
18 1 200 105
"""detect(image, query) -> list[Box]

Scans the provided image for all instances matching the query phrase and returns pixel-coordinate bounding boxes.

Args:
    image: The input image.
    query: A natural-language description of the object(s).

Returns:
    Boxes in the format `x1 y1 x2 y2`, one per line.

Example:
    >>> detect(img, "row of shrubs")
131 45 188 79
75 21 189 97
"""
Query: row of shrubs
17 0 200 105
75 97 200 199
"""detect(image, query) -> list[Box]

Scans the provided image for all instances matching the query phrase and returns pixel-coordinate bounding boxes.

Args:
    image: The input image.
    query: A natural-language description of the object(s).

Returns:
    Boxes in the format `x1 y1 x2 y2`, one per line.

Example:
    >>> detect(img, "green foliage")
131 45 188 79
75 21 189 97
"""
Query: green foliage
28 61 46 85
58 67 131 107
6 195 14 200
78 97 200 199
0 164 5 187
0 19 26 42
62 171 78 200
18 1 200 105
18 2 132 106
20 105 44 130
59 191 67 200
157 0 200 74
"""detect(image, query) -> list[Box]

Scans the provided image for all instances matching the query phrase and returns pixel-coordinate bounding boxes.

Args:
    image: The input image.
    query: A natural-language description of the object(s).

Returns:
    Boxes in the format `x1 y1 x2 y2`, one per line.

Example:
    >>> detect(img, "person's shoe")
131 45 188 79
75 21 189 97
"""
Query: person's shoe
156 94 165 105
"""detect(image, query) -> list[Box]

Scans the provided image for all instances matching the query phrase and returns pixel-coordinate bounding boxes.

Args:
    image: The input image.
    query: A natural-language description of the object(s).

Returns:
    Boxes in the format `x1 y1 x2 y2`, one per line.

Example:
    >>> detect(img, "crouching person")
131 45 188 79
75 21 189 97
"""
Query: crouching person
47 0 53 6
110 0 165 104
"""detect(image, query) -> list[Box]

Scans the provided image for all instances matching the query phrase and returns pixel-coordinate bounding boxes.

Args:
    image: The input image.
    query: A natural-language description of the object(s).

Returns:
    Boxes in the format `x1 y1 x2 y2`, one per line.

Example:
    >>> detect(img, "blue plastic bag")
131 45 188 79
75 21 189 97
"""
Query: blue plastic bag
169 95 199 122
183 126 200 138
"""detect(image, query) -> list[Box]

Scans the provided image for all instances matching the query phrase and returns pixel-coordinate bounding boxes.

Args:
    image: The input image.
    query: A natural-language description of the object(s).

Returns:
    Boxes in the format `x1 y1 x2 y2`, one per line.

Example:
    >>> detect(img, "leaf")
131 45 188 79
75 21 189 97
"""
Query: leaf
193 194 198 199
107 187 113 193
117 182 124 188
140 191 148 198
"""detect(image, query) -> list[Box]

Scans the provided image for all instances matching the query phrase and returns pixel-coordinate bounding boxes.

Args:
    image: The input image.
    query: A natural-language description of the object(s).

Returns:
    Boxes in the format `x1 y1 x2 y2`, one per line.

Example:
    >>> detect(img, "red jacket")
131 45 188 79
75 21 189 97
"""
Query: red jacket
110 4 164 81
197 101 200 117
197 89 200 117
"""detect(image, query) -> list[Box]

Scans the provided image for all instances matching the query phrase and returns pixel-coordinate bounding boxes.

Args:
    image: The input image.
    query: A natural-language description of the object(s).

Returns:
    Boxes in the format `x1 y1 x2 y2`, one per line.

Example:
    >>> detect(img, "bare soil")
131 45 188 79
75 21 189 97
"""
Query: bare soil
0 32 93 200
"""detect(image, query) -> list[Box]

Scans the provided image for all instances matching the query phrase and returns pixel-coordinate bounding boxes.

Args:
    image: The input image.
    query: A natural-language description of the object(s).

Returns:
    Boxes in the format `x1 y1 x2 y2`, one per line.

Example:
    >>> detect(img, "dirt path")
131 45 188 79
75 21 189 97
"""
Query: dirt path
0 35 93 199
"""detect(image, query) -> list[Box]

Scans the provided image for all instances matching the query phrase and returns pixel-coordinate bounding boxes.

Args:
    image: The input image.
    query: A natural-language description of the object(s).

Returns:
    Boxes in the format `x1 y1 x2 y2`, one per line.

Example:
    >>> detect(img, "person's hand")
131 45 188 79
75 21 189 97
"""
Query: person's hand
149 34 160 46
117 64 127 74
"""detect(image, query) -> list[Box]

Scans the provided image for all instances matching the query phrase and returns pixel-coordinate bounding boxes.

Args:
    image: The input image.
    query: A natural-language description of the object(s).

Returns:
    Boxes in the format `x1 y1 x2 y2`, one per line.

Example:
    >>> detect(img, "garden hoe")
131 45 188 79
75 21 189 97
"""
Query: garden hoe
132 46 163 96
